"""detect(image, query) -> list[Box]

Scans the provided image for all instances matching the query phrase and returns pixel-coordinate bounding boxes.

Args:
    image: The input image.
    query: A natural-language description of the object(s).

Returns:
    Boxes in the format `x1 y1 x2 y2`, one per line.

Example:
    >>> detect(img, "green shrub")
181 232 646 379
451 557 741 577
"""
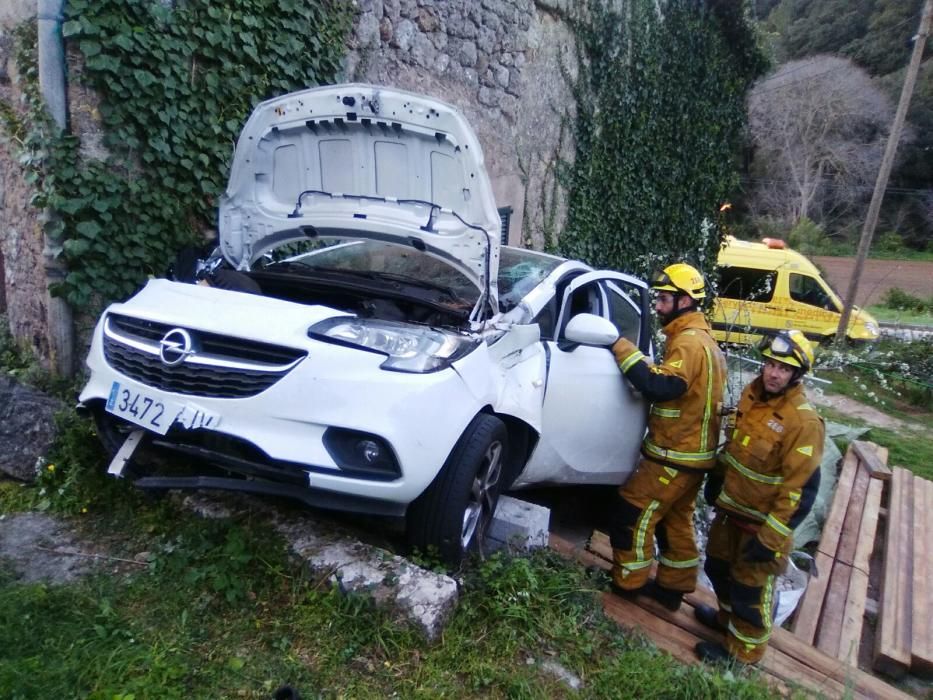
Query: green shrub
876 230 907 255
881 287 930 313
788 217 832 255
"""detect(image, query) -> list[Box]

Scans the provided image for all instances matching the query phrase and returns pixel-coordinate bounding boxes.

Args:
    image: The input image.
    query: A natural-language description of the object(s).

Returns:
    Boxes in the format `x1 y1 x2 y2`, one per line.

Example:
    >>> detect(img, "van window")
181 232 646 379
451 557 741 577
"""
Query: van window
789 273 840 312
718 267 776 303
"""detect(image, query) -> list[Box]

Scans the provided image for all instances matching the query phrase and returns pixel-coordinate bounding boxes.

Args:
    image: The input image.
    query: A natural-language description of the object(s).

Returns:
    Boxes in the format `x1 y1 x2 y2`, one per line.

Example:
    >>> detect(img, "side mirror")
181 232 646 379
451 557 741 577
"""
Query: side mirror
564 313 619 346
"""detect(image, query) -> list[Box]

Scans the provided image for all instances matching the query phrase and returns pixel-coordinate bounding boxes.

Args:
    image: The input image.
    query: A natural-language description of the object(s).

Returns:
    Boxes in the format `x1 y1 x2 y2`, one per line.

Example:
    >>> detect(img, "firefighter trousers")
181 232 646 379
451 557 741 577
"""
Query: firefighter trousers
704 512 790 664
610 458 705 592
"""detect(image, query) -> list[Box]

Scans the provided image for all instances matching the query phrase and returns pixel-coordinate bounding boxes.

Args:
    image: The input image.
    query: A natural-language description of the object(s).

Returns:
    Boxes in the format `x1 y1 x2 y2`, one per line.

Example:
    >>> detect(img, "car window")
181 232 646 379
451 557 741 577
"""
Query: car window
498 247 564 311
606 283 640 344
717 266 776 303
789 273 840 311
532 299 558 340
566 282 602 318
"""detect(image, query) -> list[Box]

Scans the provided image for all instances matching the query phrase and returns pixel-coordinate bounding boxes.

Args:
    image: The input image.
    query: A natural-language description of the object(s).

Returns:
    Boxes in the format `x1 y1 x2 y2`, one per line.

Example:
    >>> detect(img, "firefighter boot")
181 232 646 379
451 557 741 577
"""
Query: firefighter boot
695 641 745 666
694 603 726 632
609 580 646 600
647 580 683 611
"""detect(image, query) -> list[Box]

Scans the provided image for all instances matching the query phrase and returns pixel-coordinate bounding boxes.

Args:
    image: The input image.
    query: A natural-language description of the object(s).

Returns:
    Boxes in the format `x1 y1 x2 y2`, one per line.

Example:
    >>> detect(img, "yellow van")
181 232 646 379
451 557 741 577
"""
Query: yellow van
710 237 880 346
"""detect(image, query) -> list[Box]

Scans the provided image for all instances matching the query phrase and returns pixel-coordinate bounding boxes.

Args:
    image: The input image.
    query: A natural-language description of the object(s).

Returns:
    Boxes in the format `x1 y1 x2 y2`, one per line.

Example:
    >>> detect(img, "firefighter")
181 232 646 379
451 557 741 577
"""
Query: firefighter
695 329 824 665
609 263 727 610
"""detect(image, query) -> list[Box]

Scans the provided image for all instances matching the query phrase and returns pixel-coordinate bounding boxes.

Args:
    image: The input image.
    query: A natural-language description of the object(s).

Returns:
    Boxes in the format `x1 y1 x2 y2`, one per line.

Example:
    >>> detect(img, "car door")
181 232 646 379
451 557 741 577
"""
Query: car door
516 271 650 487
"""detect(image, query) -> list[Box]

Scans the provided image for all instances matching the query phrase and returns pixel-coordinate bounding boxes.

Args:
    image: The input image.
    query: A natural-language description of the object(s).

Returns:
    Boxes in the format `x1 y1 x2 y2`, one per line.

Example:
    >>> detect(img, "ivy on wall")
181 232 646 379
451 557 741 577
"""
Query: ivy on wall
1 0 350 310
556 0 768 283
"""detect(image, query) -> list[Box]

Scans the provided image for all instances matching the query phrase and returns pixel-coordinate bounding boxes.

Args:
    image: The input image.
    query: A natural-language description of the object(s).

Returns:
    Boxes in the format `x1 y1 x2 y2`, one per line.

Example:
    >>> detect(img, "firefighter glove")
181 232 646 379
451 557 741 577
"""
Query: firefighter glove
742 536 779 563
611 337 638 366
704 473 724 505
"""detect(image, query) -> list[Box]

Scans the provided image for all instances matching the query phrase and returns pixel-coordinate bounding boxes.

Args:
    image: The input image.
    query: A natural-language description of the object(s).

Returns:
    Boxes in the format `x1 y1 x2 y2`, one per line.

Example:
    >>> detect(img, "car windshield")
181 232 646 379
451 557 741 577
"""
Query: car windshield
497 246 564 311
260 239 479 303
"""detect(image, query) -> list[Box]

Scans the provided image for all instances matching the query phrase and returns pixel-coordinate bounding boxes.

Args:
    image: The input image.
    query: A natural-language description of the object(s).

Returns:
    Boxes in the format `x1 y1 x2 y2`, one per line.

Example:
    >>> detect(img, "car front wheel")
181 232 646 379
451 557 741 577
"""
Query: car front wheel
406 414 508 567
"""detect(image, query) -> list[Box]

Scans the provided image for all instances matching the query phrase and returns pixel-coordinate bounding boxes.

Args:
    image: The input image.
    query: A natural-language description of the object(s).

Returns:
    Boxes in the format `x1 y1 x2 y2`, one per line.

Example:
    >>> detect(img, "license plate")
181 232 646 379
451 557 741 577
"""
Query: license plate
106 382 181 435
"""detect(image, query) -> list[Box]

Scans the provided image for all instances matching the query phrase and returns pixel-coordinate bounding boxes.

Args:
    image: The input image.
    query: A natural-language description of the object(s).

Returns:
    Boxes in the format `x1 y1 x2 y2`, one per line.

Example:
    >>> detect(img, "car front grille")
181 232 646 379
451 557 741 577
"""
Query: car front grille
102 313 306 399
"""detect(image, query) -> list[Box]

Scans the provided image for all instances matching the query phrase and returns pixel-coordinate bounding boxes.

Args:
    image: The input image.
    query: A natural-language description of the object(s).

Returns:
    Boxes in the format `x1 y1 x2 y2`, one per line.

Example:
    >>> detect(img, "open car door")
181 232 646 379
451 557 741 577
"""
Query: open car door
516 271 650 486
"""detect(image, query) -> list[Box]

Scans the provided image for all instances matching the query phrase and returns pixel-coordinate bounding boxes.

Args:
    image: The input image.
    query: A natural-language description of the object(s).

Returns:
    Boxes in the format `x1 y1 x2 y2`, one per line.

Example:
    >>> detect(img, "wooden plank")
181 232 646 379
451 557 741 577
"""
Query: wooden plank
816 448 860 559
837 464 872 567
873 467 913 677
837 476 884 663
588 530 613 562
606 593 858 699
792 550 834 644
852 440 892 480
815 560 853 658
552 533 915 700
838 568 870 664
853 475 884 575
911 475 933 675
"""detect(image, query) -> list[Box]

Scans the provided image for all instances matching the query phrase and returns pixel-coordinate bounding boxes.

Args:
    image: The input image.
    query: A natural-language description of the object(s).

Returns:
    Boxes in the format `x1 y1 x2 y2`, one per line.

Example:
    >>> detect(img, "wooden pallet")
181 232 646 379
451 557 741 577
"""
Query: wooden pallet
550 530 912 699
792 441 888 664
874 465 933 677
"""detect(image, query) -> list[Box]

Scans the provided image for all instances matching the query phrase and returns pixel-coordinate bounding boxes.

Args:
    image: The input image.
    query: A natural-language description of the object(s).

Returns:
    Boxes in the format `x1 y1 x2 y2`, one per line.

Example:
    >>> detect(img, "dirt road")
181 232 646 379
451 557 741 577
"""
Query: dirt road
812 256 933 307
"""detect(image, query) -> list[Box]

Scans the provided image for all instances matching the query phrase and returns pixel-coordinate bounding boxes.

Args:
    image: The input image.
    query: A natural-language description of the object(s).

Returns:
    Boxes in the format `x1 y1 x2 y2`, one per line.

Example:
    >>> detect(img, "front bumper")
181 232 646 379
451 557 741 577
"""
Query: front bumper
80 313 486 507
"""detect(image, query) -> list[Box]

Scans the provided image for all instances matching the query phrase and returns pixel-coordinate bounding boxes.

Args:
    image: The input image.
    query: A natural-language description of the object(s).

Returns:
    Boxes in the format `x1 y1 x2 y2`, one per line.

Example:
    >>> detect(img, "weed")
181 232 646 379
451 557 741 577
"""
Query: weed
30 409 128 516
880 287 932 314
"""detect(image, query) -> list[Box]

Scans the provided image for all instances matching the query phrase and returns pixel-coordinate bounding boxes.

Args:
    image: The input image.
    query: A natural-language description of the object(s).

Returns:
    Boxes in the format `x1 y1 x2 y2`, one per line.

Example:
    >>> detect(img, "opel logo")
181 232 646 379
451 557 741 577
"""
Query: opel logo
159 328 195 367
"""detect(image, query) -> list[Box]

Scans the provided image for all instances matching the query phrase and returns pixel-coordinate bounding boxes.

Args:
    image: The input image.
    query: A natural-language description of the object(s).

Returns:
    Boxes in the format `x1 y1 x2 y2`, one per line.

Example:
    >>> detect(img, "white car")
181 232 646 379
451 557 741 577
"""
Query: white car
79 84 650 564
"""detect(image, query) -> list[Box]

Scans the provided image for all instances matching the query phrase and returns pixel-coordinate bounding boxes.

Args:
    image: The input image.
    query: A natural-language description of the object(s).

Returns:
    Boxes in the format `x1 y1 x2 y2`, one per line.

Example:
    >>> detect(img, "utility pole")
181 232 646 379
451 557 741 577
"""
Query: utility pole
835 0 933 345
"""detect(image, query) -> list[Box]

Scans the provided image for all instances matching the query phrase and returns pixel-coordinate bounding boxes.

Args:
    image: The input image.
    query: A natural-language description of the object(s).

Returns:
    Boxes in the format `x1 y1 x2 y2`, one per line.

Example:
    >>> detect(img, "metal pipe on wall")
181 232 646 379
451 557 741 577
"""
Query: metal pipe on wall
37 0 74 377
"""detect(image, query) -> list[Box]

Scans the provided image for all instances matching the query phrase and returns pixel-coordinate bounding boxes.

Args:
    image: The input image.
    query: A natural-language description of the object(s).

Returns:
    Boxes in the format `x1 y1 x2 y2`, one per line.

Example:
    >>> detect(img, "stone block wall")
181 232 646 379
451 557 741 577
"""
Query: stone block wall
0 6 49 358
345 0 577 250
0 0 580 360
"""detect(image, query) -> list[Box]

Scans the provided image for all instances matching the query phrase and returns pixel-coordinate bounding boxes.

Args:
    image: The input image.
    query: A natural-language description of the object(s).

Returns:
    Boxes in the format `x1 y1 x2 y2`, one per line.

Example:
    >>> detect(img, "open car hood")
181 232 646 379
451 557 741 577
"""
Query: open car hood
219 84 501 314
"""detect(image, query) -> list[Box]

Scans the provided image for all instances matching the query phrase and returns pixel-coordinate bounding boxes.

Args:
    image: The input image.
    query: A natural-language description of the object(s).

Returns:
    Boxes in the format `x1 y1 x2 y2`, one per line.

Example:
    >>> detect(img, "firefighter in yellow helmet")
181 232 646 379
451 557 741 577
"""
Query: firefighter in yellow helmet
696 329 824 665
608 263 727 610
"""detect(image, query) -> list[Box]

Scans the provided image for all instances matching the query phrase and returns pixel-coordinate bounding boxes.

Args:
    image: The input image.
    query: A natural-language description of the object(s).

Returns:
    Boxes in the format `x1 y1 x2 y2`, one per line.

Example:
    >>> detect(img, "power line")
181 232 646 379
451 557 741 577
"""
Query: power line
741 176 932 198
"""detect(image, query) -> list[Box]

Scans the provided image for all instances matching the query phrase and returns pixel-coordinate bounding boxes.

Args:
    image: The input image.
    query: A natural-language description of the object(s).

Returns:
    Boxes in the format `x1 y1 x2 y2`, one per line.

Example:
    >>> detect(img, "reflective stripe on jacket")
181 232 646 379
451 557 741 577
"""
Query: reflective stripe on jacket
714 377 825 551
617 311 726 470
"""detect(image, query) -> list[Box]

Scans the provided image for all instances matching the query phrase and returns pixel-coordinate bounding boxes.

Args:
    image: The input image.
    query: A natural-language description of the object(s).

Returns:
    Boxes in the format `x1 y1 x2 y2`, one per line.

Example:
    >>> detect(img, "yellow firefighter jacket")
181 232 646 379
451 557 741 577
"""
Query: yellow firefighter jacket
613 311 726 470
714 377 825 552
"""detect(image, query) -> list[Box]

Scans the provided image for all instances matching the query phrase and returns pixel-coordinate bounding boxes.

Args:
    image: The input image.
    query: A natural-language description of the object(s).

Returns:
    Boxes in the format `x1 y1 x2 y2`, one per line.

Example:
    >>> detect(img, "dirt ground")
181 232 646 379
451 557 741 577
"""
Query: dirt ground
812 256 933 307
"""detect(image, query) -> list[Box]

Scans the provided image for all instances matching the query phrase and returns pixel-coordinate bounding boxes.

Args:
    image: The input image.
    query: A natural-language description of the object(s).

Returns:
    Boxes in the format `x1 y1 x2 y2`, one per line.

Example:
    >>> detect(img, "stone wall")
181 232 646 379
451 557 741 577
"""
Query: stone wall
0 0 580 359
344 0 577 250
0 4 49 358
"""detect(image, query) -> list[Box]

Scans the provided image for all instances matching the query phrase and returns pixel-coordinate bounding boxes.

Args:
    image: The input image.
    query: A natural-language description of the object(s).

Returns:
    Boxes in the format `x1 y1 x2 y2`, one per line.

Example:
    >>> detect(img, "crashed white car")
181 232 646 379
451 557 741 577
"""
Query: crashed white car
79 84 650 563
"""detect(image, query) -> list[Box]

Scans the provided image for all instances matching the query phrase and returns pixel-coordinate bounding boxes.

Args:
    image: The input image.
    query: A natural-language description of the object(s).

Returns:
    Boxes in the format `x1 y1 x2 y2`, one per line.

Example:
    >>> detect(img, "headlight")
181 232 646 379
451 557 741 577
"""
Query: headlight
864 322 880 337
308 317 479 373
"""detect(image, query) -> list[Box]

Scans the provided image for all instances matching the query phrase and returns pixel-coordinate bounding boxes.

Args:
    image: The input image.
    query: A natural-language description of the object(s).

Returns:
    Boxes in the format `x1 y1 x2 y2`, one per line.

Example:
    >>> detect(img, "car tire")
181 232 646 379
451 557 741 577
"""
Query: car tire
406 414 508 567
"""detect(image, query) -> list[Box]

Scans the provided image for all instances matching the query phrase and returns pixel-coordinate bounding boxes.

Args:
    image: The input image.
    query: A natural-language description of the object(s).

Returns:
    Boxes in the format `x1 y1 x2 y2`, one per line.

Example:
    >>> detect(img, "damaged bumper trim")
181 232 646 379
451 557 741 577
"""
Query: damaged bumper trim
131 474 407 517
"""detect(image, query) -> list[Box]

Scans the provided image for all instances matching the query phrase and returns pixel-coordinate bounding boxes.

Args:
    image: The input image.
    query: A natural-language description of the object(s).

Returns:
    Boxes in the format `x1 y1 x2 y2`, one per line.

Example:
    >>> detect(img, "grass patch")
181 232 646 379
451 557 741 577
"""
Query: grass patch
0 484 782 699
866 305 933 326
0 408 779 697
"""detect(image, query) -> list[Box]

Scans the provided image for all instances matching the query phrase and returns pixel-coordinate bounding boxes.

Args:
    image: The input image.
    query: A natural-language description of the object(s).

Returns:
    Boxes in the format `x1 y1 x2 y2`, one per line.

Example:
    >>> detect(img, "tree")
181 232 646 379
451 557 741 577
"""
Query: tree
745 56 898 228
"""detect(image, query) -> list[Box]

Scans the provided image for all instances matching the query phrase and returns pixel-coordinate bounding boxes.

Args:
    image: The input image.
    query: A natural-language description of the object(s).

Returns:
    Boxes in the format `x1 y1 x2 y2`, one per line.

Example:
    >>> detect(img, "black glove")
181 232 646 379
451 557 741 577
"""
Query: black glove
742 536 779 563
703 474 723 505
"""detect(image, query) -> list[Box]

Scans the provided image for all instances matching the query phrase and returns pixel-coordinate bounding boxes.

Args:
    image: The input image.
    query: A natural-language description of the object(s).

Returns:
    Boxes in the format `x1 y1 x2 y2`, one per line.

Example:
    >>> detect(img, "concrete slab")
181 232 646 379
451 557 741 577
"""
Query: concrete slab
177 492 458 640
